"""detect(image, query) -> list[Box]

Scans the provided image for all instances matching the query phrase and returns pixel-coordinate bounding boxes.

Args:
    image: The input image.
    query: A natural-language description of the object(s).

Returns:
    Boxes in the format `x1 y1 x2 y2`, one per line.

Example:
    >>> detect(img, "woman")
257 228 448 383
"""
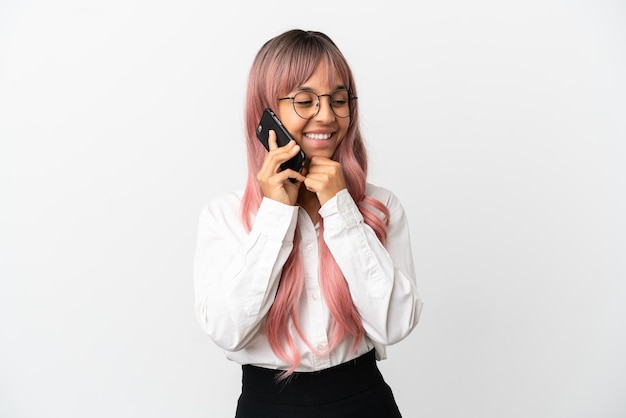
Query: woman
194 29 423 417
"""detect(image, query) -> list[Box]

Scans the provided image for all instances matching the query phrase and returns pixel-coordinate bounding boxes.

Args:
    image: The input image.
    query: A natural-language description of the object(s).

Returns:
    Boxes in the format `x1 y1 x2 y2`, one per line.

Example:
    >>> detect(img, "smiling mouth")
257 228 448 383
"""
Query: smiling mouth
305 133 332 140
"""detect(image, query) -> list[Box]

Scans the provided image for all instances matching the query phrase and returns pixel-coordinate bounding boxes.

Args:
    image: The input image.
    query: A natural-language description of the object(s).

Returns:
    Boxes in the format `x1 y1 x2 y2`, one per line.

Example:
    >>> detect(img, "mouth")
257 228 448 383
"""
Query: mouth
304 132 333 141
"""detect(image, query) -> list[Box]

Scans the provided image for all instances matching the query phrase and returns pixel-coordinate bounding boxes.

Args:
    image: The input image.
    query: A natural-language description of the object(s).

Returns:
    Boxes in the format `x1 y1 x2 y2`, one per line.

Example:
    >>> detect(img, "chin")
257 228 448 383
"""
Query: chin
306 150 336 160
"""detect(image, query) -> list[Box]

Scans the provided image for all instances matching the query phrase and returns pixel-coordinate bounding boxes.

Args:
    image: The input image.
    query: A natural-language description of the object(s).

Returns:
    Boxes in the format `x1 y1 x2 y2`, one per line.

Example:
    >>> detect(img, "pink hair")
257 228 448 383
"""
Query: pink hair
240 30 390 376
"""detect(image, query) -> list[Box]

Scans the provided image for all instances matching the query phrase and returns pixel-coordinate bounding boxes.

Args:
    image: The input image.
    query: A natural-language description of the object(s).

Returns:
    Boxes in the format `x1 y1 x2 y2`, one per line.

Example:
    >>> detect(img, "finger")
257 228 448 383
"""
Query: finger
306 156 336 171
262 140 300 172
271 142 301 170
302 176 321 192
281 170 306 184
306 162 340 176
266 169 305 186
275 142 302 169
307 156 332 164
267 130 278 150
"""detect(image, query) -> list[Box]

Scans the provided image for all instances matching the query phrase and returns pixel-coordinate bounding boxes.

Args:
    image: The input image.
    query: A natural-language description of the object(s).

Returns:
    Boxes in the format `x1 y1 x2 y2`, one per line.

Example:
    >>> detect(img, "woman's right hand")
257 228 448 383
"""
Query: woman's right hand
256 130 305 206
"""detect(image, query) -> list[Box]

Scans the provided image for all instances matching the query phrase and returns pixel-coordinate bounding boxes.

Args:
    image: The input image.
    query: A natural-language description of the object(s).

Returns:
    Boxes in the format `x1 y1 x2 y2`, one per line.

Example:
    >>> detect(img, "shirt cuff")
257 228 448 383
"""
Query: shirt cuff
252 197 299 241
319 189 364 227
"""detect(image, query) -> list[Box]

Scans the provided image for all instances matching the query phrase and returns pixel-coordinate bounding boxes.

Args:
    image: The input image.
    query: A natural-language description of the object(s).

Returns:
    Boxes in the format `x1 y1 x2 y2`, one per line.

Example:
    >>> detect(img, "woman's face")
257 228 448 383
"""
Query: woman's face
277 63 350 161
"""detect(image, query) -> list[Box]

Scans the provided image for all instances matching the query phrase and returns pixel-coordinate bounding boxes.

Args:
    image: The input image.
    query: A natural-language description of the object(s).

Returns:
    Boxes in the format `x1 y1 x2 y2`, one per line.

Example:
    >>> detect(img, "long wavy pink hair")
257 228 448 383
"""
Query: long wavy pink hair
240 30 390 375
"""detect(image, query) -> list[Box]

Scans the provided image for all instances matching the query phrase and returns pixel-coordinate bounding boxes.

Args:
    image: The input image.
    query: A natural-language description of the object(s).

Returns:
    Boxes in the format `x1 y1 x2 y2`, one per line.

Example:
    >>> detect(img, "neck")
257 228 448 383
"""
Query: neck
298 189 321 224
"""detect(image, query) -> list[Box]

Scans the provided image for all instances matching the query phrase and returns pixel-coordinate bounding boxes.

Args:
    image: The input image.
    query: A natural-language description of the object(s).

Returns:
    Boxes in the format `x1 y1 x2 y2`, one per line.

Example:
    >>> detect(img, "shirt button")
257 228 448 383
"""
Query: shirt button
317 344 326 352
306 243 313 251
311 293 318 301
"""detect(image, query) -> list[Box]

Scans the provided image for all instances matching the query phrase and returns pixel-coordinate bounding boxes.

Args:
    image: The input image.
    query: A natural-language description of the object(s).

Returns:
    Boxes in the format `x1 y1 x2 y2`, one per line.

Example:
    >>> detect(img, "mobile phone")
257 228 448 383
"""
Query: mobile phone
256 108 306 175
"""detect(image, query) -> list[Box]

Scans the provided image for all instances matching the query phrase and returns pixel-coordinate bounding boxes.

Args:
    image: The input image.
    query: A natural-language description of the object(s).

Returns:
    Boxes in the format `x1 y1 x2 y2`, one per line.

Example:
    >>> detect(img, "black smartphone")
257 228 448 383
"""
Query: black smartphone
256 108 306 175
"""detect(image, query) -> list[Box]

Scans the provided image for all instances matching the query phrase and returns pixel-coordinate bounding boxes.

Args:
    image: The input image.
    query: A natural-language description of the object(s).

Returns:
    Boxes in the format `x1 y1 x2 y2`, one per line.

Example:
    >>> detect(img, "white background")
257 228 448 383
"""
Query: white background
1 0 625 417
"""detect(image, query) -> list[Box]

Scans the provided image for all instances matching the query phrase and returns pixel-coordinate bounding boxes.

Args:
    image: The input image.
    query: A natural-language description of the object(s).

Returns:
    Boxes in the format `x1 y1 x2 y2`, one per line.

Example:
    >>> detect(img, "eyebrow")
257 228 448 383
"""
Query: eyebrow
293 84 348 94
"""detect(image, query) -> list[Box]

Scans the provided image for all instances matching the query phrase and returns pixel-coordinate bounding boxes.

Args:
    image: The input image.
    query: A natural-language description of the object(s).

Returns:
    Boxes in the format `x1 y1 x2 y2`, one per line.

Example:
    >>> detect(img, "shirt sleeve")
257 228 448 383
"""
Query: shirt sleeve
193 195 299 351
319 188 423 345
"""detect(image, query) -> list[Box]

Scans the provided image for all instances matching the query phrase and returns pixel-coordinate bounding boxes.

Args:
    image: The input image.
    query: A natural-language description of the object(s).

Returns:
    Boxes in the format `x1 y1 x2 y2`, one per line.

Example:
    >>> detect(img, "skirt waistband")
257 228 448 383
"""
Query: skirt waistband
240 349 383 405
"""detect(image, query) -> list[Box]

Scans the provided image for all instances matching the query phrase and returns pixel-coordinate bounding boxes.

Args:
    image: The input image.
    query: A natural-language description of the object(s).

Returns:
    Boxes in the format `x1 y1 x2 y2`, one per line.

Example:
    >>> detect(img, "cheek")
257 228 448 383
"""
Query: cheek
282 118 307 139
337 121 350 141
276 106 301 134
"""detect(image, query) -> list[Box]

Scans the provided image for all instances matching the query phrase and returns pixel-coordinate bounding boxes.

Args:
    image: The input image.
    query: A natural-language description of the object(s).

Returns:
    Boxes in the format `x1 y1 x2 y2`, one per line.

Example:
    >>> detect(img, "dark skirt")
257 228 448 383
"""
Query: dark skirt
234 349 402 418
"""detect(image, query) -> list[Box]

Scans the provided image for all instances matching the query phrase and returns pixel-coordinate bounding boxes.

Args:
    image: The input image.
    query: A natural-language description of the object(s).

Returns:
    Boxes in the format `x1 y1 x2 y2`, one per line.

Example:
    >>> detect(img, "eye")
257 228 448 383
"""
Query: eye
331 91 349 106
295 99 314 107
294 92 316 107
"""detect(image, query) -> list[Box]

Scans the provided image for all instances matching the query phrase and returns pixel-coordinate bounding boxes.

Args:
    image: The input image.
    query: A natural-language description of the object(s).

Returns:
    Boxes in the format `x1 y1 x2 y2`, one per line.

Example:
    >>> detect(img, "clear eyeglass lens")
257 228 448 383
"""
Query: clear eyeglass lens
292 90 351 118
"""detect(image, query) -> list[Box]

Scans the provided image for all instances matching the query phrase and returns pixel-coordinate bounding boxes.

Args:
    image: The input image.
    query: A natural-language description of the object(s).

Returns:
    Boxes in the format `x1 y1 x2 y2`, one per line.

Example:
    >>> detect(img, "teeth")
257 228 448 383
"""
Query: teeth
306 133 332 140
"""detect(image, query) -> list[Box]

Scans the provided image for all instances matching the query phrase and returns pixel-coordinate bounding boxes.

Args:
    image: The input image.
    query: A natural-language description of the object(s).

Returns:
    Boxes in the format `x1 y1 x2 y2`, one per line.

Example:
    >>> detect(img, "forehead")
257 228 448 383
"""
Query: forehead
293 62 345 92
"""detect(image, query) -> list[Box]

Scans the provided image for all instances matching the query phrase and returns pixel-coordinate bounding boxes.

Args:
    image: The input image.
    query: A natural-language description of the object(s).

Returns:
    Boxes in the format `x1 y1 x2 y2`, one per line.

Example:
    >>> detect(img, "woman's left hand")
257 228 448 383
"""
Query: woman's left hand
303 156 347 206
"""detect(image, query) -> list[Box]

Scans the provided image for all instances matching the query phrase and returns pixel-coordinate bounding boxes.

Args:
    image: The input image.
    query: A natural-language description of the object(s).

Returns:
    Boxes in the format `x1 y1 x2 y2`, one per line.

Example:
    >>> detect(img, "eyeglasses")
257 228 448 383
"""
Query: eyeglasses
278 89 357 119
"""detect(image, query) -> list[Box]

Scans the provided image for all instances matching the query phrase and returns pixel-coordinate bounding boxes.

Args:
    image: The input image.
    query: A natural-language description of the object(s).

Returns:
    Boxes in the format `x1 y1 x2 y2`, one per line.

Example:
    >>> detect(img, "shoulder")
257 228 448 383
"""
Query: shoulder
364 183 409 227
365 183 401 208
200 190 244 221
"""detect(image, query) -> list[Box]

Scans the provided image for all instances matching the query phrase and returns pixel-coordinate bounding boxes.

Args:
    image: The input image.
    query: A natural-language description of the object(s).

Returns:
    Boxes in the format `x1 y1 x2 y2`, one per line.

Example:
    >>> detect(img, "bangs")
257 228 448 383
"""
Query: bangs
274 36 353 96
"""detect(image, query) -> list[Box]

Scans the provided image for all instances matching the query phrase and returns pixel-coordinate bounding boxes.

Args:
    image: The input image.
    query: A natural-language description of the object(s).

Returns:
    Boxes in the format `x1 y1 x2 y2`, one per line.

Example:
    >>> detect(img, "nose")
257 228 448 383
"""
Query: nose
314 94 335 122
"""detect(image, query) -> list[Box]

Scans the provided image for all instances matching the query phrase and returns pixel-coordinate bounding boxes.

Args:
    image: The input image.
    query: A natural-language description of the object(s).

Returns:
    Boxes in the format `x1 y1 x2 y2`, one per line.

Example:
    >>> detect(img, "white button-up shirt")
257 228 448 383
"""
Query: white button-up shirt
194 184 423 371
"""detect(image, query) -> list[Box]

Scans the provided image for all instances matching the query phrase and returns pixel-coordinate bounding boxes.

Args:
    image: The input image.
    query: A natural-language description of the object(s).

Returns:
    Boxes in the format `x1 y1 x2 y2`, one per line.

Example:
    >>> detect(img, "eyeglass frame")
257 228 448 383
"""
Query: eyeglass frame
277 89 358 120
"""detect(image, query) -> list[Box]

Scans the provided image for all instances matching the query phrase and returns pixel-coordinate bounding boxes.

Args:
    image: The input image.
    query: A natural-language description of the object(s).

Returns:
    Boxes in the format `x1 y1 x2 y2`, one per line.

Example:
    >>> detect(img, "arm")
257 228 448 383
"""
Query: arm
319 188 423 345
193 194 298 351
